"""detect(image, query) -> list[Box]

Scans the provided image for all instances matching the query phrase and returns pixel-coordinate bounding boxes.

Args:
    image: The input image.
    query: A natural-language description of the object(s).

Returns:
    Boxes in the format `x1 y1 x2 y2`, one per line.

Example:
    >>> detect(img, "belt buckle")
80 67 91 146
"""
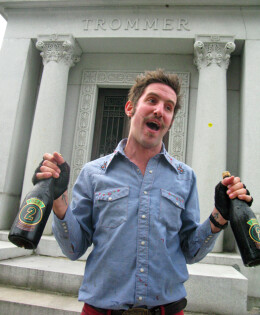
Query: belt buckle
123 308 150 315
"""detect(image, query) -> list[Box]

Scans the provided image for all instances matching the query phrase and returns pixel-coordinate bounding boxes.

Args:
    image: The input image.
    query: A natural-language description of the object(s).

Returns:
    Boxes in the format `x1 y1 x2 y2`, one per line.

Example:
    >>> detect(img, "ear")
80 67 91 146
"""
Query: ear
125 101 134 117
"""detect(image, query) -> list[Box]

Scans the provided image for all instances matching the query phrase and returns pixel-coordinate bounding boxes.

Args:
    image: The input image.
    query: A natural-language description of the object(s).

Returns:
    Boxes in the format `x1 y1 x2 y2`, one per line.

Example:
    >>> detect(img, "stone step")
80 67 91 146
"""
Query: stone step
0 255 248 315
0 230 9 241
0 230 33 260
0 284 216 315
0 285 83 315
0 240 32 260
0 230 92 260
36 234 93 261
201 253 260 298
0 255 84 296
186 263 248 315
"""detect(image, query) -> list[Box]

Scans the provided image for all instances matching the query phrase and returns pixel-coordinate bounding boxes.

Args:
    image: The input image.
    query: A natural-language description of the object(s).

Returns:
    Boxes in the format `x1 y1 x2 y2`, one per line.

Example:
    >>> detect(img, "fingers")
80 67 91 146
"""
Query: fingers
42 152 65 165
223 175 253 203
36 152 65 180
35 171 53 180
225 177 242 198
238 193 253 203
227 185 246 199
40 163 60 178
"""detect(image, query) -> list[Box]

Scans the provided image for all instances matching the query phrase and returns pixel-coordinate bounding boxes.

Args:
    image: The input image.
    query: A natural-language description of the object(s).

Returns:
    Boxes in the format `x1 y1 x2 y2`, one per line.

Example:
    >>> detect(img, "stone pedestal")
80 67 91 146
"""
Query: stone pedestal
21 34 81 234
192 35 235 252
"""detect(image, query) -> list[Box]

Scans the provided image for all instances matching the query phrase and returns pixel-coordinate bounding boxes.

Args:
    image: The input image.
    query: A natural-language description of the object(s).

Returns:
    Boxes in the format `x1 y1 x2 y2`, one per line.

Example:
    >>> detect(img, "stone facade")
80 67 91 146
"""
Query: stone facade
0 1 259 257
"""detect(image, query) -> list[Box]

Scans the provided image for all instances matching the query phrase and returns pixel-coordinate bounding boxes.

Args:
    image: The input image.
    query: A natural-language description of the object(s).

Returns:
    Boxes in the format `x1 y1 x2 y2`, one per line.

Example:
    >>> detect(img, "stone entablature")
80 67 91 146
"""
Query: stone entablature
1 0 260 11
1 7 260 46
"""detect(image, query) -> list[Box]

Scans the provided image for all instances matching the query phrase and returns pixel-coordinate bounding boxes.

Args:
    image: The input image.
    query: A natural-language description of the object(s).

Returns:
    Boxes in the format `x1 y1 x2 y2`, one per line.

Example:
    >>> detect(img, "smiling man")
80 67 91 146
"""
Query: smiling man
35 69 252 315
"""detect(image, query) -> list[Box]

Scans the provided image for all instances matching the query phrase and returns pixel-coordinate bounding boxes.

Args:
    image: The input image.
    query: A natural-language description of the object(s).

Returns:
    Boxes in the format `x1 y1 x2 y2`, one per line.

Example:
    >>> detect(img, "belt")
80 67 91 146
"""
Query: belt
90 299 187 315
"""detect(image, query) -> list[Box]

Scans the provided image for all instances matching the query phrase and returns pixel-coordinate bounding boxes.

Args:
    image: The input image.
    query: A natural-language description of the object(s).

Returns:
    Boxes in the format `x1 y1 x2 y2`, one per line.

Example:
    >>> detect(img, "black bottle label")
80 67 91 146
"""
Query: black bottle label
17 197 45 232
247 218 260 249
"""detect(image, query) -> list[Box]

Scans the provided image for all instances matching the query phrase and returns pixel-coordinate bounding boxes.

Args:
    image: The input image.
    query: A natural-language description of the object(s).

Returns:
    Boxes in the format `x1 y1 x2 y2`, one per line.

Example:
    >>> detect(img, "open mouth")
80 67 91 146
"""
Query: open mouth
146 121 160 131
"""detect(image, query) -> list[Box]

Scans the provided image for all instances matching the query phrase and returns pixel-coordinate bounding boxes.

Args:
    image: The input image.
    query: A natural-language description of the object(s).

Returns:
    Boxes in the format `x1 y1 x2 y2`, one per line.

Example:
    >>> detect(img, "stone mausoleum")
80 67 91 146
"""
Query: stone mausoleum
0 1 259 314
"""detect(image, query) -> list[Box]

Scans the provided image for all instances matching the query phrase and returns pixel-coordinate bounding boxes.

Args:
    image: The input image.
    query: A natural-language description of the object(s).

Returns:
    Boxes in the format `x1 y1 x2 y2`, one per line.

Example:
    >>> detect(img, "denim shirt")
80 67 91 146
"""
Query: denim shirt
52 139 219 309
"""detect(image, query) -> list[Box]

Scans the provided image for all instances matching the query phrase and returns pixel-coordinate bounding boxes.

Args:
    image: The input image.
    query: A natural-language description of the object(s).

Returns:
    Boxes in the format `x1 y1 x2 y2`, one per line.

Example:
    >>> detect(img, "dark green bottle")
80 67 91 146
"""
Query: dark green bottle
8 178 54 250
223 171 260 267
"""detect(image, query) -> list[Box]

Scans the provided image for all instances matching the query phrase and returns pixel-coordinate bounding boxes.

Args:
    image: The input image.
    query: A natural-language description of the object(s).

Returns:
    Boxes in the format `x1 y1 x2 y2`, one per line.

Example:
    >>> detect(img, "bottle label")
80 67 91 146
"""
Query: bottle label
18 198 45 229
247 218 260 249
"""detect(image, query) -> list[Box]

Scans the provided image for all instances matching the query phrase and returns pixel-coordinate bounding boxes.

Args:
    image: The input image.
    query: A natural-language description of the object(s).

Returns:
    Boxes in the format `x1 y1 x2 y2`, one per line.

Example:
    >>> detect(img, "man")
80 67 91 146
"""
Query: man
35 70 252 315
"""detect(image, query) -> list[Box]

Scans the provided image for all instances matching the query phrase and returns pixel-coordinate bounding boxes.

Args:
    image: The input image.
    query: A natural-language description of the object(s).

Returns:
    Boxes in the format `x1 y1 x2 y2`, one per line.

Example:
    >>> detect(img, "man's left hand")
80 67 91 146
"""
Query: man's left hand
210 175 253 233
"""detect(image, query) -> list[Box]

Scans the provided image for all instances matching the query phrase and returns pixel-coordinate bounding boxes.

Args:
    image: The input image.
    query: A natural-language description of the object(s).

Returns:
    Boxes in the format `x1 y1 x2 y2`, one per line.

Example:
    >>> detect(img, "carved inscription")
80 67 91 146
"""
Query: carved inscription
83 17 190 31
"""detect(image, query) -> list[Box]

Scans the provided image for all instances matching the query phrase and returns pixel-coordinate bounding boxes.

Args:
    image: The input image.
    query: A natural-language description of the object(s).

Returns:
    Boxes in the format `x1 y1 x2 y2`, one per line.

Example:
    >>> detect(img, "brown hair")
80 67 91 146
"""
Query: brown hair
128 69 182 120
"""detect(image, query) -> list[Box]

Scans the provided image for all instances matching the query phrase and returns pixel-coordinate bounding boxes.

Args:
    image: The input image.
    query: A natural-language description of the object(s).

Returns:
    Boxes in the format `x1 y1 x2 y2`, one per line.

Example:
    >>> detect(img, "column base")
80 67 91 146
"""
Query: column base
0 193 20 229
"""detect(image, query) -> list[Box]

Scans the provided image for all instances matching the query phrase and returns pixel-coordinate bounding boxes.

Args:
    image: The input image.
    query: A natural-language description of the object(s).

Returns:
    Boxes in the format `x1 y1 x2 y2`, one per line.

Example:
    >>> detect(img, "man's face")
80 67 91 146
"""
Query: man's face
125 83 177 151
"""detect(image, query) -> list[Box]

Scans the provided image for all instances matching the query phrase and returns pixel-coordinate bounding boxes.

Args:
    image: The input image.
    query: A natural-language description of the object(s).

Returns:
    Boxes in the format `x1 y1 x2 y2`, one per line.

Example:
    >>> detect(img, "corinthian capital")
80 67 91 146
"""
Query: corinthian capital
36 34 82 67
194 35 235 70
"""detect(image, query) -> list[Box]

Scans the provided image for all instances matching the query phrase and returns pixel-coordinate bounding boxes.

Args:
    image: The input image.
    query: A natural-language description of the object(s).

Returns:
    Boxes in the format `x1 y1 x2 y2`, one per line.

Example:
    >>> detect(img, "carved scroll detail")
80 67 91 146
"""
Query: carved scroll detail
36 34 81 67
194 36 235 70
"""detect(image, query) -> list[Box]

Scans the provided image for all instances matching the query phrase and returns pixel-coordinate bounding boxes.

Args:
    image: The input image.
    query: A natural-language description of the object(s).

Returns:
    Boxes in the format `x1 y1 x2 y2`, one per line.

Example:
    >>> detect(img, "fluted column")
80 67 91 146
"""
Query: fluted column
21 34 82 234
192 35 235 252
240 40 260 221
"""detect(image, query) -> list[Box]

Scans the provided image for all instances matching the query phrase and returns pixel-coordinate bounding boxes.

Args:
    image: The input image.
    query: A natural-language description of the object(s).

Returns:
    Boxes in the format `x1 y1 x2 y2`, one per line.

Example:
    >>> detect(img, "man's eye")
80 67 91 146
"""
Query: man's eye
148 98 156 104
166 105 173 111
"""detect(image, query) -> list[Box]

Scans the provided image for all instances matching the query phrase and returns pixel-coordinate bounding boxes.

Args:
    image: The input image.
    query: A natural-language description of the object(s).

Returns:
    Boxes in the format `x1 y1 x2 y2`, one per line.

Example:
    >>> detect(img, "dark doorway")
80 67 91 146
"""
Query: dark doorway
91 87 169 161
91 88 129 160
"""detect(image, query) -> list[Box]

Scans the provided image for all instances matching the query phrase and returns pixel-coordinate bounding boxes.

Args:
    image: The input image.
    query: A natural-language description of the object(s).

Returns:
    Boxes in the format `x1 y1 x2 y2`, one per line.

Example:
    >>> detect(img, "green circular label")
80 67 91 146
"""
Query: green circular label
249 224 260 243
19 202 43 226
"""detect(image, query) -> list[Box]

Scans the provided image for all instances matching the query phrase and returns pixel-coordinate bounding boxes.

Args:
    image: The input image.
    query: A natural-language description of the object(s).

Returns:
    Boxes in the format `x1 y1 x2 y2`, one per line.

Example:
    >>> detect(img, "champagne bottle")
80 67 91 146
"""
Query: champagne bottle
223 171 260 267
8 178 54 250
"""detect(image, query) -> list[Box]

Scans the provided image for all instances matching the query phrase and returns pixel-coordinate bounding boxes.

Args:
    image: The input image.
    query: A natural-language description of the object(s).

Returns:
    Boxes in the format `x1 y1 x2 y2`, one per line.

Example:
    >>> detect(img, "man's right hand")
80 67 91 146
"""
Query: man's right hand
33 152 64 180
34 152 70 219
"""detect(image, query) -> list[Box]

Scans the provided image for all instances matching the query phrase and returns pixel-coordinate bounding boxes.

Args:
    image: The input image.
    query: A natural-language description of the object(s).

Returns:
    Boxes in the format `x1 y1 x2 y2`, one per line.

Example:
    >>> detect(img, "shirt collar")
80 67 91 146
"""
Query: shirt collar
102 139 181 174
100 139 127 172
160 143 179 174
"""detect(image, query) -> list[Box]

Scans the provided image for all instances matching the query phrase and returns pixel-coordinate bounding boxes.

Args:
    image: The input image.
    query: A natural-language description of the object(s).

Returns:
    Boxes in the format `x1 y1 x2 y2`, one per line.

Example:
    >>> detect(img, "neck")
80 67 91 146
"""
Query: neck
124 138 162 174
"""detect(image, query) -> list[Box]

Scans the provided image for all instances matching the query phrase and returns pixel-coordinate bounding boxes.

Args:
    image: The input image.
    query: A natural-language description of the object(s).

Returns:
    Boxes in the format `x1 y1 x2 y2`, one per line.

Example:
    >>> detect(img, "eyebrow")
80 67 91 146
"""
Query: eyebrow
146 92 176 107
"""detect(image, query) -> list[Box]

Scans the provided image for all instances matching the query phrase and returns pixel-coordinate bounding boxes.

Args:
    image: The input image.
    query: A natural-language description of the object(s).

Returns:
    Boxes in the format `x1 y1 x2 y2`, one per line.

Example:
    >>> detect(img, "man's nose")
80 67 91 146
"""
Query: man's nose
153 103 163 117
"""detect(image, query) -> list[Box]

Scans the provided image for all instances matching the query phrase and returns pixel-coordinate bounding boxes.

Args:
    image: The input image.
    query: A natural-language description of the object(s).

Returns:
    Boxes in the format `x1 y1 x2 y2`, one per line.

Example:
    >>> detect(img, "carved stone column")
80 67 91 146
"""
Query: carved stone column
193 35 235 252
240 40 260 223
21 34 82 234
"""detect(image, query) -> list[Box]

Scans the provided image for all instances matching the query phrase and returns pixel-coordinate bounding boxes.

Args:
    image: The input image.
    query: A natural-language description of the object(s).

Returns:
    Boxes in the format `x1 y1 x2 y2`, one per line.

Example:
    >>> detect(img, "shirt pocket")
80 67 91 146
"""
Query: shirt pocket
94 187 129 228
160 189 185 231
